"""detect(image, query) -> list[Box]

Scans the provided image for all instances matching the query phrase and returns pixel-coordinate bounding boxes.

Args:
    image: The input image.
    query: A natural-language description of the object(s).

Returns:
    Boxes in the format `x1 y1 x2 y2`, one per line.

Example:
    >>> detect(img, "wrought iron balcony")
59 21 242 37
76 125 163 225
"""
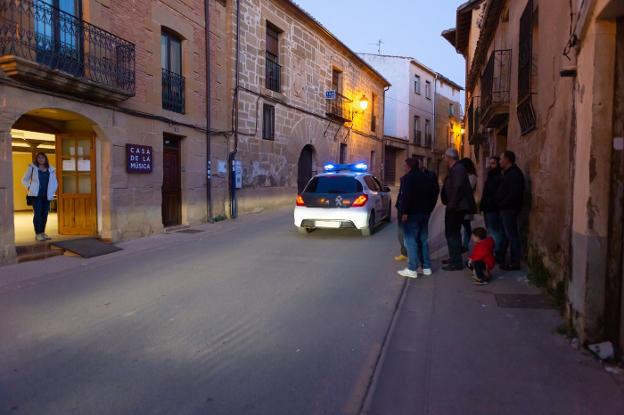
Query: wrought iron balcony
326 92 352 122
467 96 487 145
265 52 281 93
480 49 511 129
162 68 185 113
0 0 135 101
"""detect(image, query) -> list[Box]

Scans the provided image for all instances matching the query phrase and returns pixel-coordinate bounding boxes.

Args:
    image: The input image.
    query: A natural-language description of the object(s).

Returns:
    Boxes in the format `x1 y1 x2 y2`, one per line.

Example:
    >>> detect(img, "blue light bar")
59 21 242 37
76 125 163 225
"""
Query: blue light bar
323 162 368 172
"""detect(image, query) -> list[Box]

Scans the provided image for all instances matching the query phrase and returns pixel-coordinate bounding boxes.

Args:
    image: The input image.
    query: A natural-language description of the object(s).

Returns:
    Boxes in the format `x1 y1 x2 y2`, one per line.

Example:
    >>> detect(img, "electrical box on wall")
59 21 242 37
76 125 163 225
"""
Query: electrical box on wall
234 160 243 189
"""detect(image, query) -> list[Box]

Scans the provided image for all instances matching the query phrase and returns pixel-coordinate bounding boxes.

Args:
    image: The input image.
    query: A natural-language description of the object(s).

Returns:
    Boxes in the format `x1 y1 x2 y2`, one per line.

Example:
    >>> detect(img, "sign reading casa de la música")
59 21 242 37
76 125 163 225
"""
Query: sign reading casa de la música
126 144 153 174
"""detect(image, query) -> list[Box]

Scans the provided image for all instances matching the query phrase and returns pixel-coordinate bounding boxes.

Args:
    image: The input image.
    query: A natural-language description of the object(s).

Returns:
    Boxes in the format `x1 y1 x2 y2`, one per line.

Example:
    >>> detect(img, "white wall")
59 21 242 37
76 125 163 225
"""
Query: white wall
409 62 436 143
359 54 411 139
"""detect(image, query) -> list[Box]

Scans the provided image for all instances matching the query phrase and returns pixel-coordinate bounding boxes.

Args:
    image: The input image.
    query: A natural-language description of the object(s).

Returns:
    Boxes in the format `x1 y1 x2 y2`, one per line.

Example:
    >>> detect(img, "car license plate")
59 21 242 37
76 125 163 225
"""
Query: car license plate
315 220 340 228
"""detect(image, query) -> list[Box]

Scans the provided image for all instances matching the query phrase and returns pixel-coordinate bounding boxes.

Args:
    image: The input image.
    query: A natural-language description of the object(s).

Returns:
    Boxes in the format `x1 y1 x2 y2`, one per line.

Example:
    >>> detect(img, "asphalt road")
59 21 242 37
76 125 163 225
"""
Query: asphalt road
0 209 406 415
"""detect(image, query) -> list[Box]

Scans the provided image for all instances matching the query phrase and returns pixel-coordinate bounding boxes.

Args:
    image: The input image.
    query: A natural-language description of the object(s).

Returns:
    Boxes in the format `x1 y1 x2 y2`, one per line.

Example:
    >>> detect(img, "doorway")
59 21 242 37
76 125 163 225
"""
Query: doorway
162 135 182 227
297 145 315 193
11 109 99 245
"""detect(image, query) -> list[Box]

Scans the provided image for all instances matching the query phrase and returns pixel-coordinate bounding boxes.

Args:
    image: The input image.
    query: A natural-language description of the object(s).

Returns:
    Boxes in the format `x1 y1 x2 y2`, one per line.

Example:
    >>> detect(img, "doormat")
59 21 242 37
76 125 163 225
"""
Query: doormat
176 229 204 234
51 238 122 258
494 294 555 309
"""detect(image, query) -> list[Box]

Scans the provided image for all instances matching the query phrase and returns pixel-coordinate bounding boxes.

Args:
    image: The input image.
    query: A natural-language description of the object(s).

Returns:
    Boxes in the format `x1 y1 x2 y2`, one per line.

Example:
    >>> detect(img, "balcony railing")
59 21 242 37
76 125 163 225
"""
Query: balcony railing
424 133 432 148
0 0 135 100
326 92 352 122
162 68 185 113
414 130 422 146
480 49 511 128
265 52 281 93
467 96 487 144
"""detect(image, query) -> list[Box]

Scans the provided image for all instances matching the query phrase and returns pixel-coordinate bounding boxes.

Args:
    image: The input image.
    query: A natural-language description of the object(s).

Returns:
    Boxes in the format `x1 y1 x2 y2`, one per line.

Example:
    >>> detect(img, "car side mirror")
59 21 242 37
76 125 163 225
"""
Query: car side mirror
383 186 391 193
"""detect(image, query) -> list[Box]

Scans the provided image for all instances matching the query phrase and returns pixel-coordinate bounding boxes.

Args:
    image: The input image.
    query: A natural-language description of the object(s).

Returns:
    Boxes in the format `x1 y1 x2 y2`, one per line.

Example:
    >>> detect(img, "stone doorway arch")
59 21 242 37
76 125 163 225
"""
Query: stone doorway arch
297 145 317 192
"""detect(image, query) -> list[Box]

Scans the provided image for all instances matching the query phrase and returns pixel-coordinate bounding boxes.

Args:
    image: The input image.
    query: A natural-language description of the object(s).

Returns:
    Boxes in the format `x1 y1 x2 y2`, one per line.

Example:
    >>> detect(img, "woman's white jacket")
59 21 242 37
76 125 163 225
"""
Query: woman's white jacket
21 164 58 201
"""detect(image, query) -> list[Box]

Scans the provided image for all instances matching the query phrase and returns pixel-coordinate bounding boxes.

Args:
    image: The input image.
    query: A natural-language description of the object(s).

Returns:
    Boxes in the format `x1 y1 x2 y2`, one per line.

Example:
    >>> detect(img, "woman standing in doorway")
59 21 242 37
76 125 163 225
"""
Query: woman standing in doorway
22 152 58 241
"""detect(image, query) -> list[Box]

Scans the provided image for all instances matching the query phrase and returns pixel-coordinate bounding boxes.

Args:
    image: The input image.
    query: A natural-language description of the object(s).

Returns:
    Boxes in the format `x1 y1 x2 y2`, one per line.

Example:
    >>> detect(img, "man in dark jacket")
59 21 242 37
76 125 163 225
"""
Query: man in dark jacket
397 158 439 278
496 150 525 270
441 148 477 270
480 156 504 263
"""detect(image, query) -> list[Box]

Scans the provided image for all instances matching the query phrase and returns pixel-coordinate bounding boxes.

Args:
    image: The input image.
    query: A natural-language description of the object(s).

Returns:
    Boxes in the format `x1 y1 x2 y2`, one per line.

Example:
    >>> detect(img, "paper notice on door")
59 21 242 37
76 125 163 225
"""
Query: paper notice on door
77 159 91 171
63 159 76 171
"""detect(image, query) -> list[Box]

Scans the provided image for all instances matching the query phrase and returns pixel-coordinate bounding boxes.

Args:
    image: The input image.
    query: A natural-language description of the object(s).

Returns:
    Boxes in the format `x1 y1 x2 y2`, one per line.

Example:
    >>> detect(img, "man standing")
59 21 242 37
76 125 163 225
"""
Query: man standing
397 158 439 278
480 156 504 264
496 150 525 270
394 162 410 261
441 149 476 271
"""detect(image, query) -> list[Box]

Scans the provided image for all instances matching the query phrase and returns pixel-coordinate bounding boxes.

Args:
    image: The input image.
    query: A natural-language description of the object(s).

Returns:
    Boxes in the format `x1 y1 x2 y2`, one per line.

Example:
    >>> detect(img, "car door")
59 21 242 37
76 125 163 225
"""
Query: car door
364 176 383 222
374 176 390 217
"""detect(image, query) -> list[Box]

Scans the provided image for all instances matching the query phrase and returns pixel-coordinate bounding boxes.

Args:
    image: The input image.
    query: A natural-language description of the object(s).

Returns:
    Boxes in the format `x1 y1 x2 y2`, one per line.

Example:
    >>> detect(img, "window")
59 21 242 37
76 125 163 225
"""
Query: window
339 143 347 164
265 23 281 92
414 75 421 95
371 93 377 132
517 0 537 134
35 0 82 75
413 115 421 145
161 30 185 113
449 103 455 117
262 104 275 140
332 68 343 93
424 119 431 147
425 81 432 99
305 176 363 194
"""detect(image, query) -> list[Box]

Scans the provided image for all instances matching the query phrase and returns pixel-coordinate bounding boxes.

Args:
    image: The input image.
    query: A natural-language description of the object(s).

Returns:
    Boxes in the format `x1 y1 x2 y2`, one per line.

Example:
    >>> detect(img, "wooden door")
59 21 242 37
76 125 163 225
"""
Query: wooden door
297 146 313 193
162 138 181 227
56 134 97 235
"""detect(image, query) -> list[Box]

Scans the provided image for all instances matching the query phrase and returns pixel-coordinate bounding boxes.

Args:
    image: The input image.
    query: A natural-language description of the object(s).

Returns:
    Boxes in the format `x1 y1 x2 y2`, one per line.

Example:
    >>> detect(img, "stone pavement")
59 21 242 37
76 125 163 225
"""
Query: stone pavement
363 261 624 415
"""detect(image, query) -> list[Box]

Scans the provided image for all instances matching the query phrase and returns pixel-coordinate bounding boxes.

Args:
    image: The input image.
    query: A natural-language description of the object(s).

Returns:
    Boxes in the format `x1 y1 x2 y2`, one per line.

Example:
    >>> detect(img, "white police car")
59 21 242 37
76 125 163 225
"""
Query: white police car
294 163 392 236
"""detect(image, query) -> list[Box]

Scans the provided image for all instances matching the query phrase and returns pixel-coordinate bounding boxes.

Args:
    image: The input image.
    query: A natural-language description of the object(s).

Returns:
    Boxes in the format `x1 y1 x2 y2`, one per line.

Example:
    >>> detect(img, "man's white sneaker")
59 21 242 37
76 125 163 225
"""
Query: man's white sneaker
422 268 433 276
397 268 419 279
35 233 46 241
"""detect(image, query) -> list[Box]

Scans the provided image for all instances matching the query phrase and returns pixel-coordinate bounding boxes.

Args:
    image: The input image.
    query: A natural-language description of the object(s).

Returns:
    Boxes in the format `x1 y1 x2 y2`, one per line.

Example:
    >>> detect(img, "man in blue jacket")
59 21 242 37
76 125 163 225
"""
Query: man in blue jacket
397 158 440 278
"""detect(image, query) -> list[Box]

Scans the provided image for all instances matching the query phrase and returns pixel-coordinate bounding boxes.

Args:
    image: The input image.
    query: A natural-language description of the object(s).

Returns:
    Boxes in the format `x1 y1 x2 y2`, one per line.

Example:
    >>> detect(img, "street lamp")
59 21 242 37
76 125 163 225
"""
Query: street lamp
358 95 369 111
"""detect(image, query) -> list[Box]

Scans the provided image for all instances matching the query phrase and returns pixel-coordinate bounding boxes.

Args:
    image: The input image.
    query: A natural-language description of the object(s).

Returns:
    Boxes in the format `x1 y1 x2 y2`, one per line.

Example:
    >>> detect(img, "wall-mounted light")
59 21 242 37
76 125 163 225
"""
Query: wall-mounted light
358 95 369 111
461 128 465 135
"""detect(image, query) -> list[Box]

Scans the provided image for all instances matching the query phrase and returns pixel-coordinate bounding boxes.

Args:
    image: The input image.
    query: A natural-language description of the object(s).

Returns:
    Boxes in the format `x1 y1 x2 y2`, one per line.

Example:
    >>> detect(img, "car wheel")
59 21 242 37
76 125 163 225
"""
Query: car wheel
297 227 315 235
362 211 375 236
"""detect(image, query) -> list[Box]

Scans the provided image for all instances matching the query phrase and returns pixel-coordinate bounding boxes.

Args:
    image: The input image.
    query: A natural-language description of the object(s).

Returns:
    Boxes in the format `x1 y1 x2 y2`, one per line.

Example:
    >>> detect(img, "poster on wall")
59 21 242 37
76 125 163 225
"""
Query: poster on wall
126 144 153 174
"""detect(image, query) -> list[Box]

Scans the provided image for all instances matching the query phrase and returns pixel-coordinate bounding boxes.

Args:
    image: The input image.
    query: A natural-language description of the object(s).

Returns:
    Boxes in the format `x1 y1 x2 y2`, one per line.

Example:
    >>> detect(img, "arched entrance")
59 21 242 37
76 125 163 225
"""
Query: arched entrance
11 108 99 245
297 145 316 192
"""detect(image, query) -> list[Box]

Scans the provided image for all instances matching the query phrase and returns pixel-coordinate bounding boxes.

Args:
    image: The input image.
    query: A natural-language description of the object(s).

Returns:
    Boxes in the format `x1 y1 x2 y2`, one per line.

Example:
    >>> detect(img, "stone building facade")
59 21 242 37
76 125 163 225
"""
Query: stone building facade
0 0 218 263
208 0 389 216
359 54 462 184
445 0 624 352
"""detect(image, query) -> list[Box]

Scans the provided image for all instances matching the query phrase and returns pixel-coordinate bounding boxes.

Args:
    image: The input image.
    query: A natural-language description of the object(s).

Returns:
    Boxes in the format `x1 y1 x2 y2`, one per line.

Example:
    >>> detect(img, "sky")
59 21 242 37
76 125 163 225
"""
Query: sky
294 0 466 87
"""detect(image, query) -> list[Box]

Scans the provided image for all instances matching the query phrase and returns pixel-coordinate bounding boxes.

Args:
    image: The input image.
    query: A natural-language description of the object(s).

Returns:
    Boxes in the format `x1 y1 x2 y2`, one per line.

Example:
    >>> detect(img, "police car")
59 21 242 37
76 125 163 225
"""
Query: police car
294 163 392 236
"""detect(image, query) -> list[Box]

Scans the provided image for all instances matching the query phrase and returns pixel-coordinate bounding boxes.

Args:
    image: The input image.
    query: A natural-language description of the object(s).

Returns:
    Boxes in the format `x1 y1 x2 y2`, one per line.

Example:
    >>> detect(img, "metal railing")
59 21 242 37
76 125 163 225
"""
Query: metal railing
326 92 352 122
265 52 281 92
413 130 422 146
481 49 511 116
162 68 185 113
0 0 135 95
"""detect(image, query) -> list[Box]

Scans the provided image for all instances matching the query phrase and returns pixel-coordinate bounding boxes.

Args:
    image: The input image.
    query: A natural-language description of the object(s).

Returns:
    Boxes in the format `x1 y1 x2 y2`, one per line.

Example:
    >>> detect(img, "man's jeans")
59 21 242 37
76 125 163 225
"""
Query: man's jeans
445 210 465 267
484 211 504 263
500 209 522 265
403 213 431 271
397 221 407 256
33 196 50 234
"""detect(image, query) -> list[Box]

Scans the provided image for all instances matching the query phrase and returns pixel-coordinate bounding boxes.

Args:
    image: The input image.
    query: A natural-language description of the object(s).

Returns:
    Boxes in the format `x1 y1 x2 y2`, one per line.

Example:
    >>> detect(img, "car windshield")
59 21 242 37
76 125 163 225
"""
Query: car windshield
304 176 363 194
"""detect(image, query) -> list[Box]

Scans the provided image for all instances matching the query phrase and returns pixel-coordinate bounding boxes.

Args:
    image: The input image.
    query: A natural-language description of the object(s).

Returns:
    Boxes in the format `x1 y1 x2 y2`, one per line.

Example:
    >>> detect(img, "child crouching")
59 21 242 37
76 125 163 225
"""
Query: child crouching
466 227 495 286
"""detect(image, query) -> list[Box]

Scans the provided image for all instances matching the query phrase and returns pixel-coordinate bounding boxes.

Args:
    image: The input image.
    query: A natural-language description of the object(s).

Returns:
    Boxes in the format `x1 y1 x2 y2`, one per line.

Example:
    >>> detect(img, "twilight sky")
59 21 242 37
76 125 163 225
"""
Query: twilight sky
294 0 465 87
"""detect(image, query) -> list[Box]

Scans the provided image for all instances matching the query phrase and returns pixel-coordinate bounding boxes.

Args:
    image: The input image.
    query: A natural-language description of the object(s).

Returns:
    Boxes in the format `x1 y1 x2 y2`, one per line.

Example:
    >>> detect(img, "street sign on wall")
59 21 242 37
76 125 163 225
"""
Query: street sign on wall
126 144 153 174
325 90 337 100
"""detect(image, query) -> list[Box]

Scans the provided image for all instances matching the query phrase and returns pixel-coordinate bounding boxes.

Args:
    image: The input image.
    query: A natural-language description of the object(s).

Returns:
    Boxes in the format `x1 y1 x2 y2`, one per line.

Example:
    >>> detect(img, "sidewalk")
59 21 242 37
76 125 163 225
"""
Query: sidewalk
363 261 624 415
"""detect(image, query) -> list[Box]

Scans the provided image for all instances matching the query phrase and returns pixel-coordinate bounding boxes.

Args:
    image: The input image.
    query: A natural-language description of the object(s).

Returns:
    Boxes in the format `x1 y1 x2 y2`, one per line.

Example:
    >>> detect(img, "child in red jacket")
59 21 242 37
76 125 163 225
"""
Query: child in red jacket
467 227 495 285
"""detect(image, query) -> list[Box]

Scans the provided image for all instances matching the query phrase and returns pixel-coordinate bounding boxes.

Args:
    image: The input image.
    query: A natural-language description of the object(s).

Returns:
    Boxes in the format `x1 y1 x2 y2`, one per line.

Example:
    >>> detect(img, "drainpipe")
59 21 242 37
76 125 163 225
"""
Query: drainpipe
381 85 390 182
204 0 213 222
230 0 241 218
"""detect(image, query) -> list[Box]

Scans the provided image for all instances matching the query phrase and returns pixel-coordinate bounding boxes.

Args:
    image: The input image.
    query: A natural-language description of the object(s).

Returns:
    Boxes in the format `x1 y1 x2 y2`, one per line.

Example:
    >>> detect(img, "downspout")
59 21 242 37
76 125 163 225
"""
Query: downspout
204 0 213 222
230 0 241 218
381 85 390 182
432 73 438 159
